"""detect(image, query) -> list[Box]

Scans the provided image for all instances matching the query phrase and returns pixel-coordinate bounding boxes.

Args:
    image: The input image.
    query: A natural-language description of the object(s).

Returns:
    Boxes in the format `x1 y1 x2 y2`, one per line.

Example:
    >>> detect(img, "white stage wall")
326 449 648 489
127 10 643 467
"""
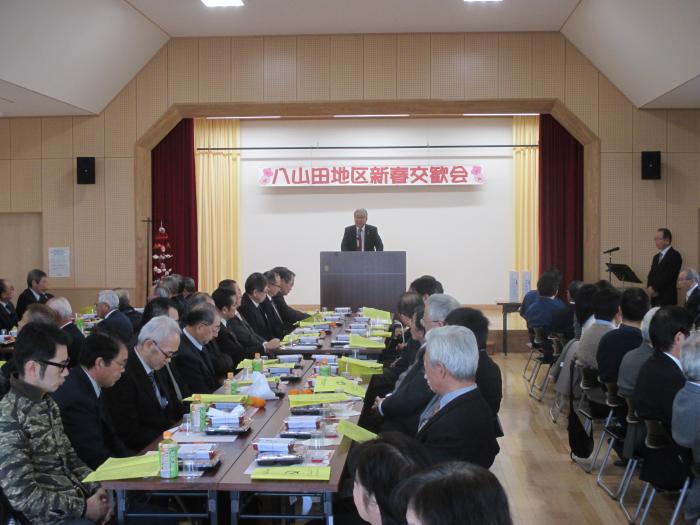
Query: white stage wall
239 117 514 306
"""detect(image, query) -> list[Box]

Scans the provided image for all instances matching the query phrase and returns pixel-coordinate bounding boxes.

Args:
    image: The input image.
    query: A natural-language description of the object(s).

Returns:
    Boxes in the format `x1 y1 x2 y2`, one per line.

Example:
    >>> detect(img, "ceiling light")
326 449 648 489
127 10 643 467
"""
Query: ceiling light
207 116 281 120
333 114 410 118
201 0 244 7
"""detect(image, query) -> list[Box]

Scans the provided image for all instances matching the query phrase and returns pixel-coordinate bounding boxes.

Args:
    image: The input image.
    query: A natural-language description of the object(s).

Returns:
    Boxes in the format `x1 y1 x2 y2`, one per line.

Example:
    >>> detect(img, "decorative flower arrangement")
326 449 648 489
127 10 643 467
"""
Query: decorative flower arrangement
152 222 173 280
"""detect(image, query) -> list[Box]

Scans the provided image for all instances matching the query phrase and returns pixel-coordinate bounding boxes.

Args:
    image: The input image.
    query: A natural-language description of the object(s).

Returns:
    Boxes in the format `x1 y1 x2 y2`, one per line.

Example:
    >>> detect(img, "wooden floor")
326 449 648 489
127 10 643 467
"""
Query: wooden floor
491 352 689 525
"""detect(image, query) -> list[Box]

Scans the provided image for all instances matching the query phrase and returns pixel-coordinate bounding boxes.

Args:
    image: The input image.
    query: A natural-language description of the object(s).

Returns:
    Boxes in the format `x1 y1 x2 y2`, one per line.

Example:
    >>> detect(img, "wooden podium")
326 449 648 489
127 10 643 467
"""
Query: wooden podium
320 251 406 312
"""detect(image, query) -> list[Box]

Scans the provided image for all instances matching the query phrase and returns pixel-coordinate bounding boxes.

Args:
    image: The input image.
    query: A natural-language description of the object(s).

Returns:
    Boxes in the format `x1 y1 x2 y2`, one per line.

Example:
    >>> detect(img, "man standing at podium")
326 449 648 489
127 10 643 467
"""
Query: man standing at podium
647 228 683 306
341 208 384 252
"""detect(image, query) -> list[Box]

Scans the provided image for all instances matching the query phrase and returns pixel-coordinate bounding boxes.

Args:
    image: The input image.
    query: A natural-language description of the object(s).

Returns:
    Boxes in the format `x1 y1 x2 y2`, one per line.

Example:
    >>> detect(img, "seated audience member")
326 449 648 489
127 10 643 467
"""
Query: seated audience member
551 280 582 343
150 282 171 300
417 325 499 466
212 287 246 369
47 297 85 368
261 270 286 339
228 281 281 356
524 272 566 335
15 268 54 320
270 267 309 333
519 268 562 320
672 333 700 521
678 268 700 327
0 323 112 524
396 462 513 525
348 432 431 525
106 316 186 451
0 278 18 332
618 307 660 398
115 288 142 332
185 294 233 381
408 275 444 301
596 287 649 385
445 307 503 418
574 283 598 337
159 275 184 315
52 330 132 469
634 306 693 431
173 305 222 394
95 289 134 344
219 279 237 291
238 272 275 341
421 293 460 332
575 287 622 371
140 297 180 327
182 276 196 298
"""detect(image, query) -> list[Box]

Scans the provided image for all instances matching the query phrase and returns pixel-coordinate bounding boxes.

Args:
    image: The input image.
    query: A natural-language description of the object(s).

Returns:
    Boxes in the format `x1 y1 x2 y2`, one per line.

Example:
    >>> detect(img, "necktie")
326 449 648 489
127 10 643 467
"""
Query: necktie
356 228 362 251
164 363 183 401
148 371 168 408
417 395 442 432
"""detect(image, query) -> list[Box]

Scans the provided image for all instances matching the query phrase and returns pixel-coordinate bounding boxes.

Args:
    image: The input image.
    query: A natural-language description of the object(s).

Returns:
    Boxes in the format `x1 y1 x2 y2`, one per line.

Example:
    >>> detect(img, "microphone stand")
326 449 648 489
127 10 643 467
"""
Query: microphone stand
607 251 613 283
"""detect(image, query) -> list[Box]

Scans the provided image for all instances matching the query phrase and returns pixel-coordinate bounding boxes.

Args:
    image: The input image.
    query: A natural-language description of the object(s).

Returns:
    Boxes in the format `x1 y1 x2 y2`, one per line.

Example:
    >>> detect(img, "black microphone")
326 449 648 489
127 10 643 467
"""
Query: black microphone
602 247 620 254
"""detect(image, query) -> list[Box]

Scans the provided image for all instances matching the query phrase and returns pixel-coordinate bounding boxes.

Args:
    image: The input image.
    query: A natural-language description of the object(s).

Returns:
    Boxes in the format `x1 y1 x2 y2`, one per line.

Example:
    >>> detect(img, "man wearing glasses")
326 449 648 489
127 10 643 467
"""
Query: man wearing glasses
105 316 185 452
172 305 221 395
0 322 113 525
262 270 286 339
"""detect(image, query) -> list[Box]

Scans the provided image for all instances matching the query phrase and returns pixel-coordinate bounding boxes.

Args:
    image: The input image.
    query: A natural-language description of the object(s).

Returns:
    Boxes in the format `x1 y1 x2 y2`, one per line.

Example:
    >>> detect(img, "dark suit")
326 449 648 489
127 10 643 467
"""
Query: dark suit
216 321 246 369
105 349 185 452
416 388 500 467
647 246 683 306
685 286 700 327
119 305 142 333
229 315 266 357
172 331 220 394
51 367 132 469
15 288 53 321
205 339 233 382
61 322 86 368
551 303 576 341
476 350 503 417
634 350 686 432
261 296 285 339
238 294 274 341
341 224 383 252
273 292 309 333
0 302 18 333
99 309 135 345
672 382 700 519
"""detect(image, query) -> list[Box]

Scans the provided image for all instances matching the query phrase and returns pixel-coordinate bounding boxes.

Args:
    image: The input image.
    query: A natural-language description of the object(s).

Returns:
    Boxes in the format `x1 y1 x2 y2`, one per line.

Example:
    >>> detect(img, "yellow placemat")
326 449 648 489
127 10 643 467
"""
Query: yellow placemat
288 393 349 407
251 466 331 481
337 420 378 443
83 455 159 483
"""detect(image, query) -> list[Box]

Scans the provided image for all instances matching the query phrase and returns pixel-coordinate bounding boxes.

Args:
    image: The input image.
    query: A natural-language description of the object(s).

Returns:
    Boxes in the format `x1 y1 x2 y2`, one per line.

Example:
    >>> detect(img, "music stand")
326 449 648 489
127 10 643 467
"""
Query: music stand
606 263 642 288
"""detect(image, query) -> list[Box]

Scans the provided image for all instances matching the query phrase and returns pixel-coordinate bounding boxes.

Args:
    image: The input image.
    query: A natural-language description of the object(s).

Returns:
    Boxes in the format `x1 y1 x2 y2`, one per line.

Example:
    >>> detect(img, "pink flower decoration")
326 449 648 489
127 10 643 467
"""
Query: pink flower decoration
471 165 482 176
260 167 273 185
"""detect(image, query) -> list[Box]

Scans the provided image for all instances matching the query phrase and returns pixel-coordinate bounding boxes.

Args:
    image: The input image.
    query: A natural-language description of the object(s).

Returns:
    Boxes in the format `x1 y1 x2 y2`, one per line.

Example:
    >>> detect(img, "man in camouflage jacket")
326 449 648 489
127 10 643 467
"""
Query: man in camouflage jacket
0 323 112 525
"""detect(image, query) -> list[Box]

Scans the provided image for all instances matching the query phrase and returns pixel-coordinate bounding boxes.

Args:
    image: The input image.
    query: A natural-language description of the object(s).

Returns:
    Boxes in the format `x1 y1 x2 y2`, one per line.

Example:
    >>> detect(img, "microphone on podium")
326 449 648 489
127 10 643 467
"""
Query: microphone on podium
602 246 620 254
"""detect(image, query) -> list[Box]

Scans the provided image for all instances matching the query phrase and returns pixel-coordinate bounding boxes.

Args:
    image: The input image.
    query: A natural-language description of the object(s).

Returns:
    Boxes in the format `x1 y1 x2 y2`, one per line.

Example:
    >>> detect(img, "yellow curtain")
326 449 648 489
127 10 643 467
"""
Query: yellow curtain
513 115 540 284
194 118 240 294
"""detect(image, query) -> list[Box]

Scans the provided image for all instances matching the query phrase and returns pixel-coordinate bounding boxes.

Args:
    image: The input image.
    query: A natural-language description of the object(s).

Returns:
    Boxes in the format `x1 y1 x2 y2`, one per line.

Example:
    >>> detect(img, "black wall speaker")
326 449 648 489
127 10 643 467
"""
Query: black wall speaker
77 156 95 184
641 151 661 180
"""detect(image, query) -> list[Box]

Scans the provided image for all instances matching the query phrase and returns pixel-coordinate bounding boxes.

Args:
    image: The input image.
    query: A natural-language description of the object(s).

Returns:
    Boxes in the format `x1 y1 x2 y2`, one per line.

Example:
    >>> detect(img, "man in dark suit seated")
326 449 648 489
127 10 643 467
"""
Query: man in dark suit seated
95 289 134 345
172 305 221 394
416 325 499 467
261 270 286 339
51 330 132 469
271 267 309 332
238 272 275 341
0 279 18 332
634 306 693 432
551 280 582 343
105 316 186 452
47 297 86 368
678 268 700 327
115 288 142 333
223 281 281 359
340 208 384 252
15 269 53 321
647 228 683 306
408 275 444 301
212 287 246 369
524 272 566 335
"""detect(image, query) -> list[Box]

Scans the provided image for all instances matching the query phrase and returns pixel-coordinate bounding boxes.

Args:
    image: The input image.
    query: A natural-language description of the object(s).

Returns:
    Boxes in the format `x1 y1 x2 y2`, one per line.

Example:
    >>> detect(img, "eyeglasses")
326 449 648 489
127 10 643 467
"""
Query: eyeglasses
38 359 70 372
151 341 177 360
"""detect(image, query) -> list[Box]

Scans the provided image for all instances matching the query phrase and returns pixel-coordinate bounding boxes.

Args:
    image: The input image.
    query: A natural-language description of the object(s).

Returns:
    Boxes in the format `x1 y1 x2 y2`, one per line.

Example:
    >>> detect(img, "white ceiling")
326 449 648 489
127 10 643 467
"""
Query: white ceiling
1 0 700 117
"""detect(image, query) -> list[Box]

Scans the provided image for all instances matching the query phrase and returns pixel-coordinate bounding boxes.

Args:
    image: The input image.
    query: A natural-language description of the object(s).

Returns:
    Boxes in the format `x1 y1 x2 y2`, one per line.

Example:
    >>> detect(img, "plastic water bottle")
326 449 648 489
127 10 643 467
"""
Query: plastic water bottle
224 372 238 394
319 359 331 377
158 431 178 479
190 395 208 432
252 353 263 373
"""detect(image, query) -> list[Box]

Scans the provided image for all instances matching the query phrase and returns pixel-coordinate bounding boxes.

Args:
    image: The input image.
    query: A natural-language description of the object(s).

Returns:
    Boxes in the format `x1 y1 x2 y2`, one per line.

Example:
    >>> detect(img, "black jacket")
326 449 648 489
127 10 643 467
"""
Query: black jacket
596 324 643 384
51 367 132 469
172 331 220 394
105 349 186 452
686 286 700 327
341 224 384 252
272 292 309 333
238 294 274 341
228 315 266 357
61 322 86 368
260 296 286 339
647 246 683 306
216 321 246 369
476 350 503 416
205 339 233 382
118 305 142 333
99 310 135 345
417 388 500 467
15 288 53 321
634 350 686 432
0 302 18 332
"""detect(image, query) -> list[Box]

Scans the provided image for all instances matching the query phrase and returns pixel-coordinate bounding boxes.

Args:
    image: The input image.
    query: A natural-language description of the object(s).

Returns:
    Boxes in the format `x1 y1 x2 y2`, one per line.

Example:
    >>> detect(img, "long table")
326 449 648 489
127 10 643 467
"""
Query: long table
270 322 385 357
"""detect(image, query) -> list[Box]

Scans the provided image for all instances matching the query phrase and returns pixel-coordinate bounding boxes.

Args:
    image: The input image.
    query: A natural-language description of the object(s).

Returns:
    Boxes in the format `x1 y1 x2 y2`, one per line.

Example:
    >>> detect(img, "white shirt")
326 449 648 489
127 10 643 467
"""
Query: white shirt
30 289 41 301
81 367 101 398
688 284 699 299
663 351 684 372
104 309 117 320
659 245 672 260
183 328 204 352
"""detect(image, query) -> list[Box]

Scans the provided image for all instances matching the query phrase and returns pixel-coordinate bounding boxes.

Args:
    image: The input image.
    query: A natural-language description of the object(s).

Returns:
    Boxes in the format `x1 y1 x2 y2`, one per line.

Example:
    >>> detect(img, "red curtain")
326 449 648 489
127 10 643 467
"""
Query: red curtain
538 114 584 295
151 118 198 284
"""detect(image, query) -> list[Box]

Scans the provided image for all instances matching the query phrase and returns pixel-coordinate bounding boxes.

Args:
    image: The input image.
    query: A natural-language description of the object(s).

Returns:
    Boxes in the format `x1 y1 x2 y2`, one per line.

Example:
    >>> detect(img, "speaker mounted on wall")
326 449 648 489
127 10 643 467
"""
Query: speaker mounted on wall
76 156 95 184
641 151 661 180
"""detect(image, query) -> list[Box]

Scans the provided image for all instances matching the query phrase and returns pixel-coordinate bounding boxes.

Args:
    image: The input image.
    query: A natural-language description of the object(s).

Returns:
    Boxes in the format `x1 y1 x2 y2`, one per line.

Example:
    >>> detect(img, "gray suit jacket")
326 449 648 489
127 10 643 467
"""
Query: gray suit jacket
617 342 654 398
672 381 700 519
576 322 613 370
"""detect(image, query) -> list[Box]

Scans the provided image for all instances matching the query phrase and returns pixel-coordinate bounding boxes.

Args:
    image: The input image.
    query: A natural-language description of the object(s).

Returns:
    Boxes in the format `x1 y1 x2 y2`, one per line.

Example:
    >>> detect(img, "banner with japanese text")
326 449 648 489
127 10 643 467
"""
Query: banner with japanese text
258 164 484 187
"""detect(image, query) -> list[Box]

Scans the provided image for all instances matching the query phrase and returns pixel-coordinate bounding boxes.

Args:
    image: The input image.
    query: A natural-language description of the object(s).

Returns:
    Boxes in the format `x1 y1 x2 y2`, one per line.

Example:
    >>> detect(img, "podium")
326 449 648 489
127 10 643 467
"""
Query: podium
320 251 406 312
606 263 643 285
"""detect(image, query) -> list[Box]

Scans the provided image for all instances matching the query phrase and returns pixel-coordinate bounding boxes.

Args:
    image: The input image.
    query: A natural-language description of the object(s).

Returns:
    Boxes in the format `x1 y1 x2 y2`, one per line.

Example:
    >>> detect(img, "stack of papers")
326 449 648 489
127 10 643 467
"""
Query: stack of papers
312 354 338 363
314 376 366 397
289 393 349 407
348 335 386 349
361 307 392 323
207 405 245 427
285 415 321 430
